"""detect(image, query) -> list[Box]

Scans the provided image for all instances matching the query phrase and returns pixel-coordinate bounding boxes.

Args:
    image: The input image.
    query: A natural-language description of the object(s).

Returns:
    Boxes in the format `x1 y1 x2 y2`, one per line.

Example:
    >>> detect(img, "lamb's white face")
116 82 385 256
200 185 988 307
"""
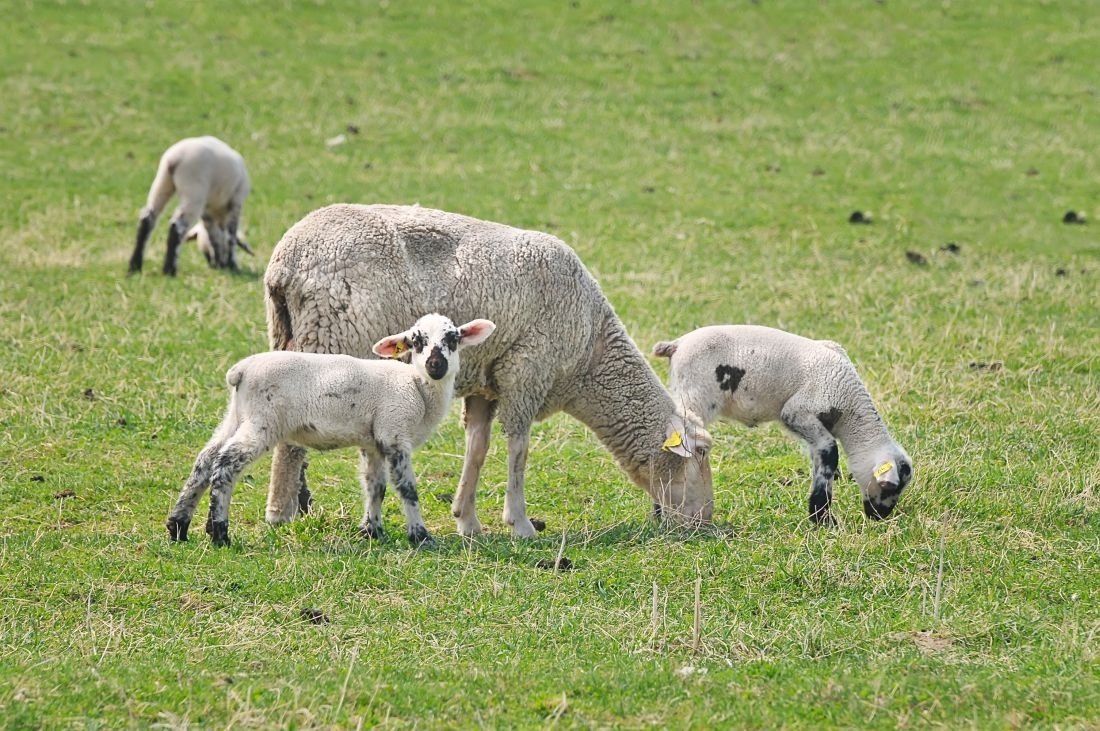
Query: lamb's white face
859 447 913 519
373 314 496 381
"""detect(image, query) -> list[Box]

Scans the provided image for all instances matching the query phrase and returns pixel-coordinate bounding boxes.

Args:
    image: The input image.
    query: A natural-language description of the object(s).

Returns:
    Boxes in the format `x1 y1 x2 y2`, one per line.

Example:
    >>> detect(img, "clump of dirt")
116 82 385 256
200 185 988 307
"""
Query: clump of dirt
536 557 573 572
299 608 330 625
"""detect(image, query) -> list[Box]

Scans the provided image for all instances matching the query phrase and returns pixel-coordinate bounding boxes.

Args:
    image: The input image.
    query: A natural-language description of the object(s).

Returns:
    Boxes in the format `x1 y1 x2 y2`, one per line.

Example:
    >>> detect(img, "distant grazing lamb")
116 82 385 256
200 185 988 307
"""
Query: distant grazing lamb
129 136 253 276
166 313 496 547
652 325 912 525
262 204 714 538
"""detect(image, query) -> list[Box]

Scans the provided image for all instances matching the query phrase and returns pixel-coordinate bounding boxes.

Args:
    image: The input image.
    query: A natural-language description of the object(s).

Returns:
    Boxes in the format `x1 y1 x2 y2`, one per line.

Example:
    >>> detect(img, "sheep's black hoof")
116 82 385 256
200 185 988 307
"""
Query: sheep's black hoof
297 485 313 515
407 526 434 547
810 509 838 528
166 517 190 542
358 523 386 541
206 520 231 547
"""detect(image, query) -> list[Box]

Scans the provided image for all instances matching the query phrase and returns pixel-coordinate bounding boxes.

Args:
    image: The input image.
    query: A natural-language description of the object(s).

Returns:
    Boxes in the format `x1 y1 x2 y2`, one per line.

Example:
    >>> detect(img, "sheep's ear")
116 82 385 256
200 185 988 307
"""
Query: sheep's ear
662 416 711 459
457 319 496 348
372 333 410 358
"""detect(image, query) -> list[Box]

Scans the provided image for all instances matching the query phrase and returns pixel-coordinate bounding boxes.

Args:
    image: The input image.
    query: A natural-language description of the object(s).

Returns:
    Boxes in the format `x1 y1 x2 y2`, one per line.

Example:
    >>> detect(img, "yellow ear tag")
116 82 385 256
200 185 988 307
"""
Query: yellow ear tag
873 462 895 480
391 341 406 357
662 431 684 452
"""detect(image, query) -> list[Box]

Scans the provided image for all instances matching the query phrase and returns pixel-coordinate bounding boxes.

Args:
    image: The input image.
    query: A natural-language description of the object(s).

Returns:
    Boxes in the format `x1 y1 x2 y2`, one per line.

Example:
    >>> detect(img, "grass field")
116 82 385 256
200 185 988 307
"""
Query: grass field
1 1 1098 728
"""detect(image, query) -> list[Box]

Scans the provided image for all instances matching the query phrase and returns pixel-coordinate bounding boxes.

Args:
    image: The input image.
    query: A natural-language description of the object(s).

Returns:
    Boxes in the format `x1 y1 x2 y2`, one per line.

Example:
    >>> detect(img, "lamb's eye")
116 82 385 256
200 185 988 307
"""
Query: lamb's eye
899 462 912 480
443 331 459 351
410 332 427 352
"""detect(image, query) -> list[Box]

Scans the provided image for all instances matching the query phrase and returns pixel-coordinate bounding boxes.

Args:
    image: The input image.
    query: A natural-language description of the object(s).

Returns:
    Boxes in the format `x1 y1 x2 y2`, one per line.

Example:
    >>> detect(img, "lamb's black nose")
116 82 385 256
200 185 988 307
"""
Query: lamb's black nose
426 348 448 380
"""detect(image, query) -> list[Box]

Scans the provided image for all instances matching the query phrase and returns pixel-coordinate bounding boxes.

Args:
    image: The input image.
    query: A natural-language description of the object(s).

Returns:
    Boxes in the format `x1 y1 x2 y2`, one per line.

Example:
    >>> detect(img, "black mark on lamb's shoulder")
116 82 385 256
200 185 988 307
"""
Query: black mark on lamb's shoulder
715 364 746 393
817 407 842 432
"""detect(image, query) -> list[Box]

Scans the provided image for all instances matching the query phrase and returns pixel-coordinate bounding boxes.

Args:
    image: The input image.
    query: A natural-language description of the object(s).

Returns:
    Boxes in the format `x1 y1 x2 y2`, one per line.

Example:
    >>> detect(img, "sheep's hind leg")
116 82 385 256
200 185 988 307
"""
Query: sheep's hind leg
780 406 840 527
266 444 310 524
357 449 388 540
384 447 432 546
452 396 495 537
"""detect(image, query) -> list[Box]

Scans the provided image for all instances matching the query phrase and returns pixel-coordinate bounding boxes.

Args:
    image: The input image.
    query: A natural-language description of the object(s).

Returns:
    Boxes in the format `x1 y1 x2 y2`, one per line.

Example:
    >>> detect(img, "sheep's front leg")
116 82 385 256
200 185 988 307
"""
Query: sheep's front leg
452 396 494 537
358 449 388 540
266 443 310 524
503 429 537 538
384 447 433 546
781 406 840 526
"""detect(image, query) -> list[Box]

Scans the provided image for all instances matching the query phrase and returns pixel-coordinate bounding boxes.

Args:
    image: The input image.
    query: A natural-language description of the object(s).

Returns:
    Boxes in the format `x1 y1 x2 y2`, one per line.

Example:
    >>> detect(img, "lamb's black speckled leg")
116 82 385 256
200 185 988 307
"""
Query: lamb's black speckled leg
807 442 840 526
781 403 842 526
204 443 256 547
358 449 388 540
163 220 185 276
384 446 432 546
129 212 156 274
167 443 222 541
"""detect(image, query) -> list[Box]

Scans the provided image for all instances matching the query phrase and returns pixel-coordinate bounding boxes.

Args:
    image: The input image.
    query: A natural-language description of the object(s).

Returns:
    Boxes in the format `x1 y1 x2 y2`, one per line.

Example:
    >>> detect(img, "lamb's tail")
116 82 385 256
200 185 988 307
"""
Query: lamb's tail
651 340 679 358
142 156 178 218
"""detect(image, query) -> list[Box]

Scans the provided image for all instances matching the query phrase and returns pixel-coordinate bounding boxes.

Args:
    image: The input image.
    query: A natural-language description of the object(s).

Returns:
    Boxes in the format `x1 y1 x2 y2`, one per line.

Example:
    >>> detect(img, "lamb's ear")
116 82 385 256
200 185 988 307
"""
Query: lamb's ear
872 460 900 490
372 332 411 358
457 319 496 348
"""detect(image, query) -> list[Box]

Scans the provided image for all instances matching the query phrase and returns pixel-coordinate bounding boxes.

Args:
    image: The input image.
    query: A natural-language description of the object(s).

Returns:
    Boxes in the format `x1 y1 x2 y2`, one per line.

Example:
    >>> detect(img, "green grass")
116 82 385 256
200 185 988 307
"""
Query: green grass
2 1 1098 728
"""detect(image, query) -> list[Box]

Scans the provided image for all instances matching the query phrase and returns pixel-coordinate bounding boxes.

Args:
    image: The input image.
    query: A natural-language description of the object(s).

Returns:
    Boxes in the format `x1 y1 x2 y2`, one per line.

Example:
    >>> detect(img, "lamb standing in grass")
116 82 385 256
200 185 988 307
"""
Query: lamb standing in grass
652 325 912 525
263 204 714 538
129 136 253 276
166 313 496 547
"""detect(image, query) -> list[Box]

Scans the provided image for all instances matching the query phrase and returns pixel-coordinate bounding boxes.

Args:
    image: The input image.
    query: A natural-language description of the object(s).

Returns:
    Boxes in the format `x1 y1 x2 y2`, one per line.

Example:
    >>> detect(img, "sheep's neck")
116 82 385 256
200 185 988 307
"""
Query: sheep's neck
564 314 673 485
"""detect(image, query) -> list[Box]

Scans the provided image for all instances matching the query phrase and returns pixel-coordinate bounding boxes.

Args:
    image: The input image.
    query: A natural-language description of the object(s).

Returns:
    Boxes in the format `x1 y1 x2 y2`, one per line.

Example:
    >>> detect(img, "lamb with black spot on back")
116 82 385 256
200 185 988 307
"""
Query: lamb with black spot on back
166 313 495 547
652 325 912 525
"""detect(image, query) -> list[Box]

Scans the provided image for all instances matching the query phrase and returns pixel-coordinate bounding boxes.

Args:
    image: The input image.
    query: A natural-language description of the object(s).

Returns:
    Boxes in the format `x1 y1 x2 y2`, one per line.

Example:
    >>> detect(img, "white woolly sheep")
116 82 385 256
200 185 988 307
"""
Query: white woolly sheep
129 136 253 276
652 325 912 525
166 313 496 547
262 204 714 538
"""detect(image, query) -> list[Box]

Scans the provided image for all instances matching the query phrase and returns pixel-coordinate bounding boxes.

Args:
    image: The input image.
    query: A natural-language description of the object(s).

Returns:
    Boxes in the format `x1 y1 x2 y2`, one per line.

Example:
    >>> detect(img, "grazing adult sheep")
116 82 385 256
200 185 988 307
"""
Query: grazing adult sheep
652 325 913 525
129 136 253 276
166 313 496 547
262 204 714 538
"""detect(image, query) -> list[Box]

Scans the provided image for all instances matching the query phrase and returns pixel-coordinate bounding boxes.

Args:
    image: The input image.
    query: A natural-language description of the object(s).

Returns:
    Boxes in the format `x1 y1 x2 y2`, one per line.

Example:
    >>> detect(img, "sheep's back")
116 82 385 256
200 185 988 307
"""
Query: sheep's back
265 204 608 399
